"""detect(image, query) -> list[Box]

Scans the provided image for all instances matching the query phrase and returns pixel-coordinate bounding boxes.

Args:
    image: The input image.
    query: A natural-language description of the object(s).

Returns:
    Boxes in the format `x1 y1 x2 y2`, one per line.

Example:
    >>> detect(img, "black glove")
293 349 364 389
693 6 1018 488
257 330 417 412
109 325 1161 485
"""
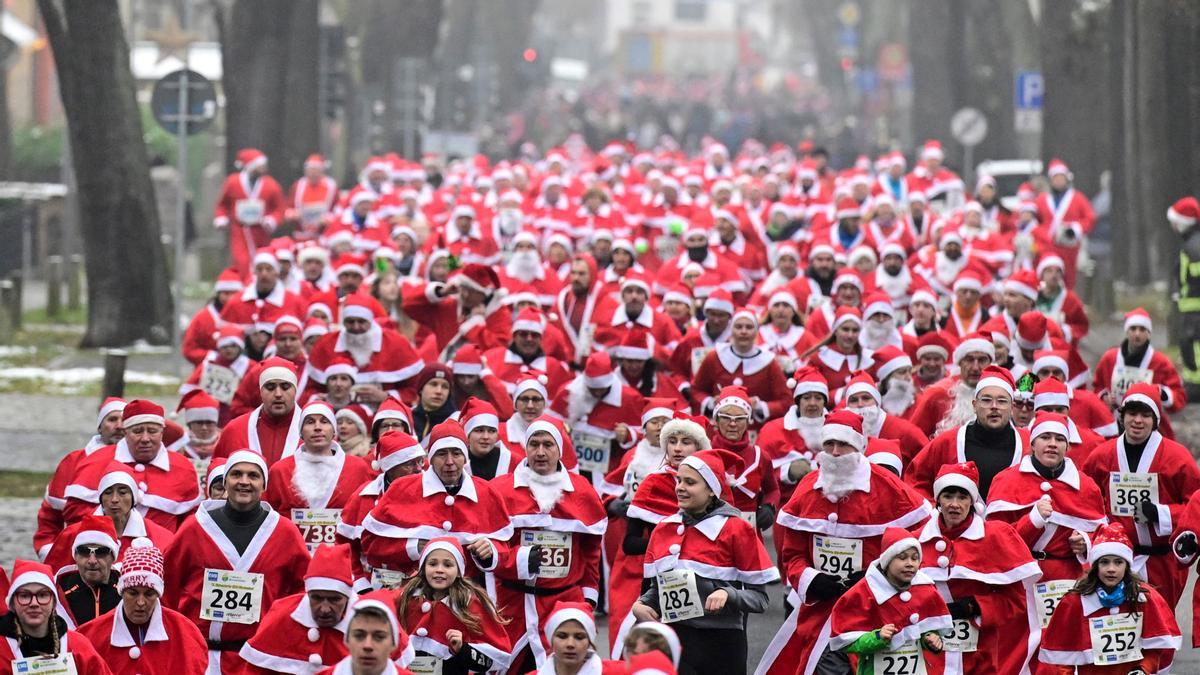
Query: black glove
527 545 542 576
842 569 866 588
946 597 980 620
1138 500 1160 525
755 503 777 530
807 573 845 601
607 499 631 518
1175 533 1198 559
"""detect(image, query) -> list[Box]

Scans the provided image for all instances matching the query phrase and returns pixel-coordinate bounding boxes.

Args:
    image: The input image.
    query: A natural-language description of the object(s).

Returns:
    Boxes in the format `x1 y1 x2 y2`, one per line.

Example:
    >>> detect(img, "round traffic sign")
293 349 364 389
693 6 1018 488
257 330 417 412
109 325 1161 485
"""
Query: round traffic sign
151 69 217 136
950 107 988 147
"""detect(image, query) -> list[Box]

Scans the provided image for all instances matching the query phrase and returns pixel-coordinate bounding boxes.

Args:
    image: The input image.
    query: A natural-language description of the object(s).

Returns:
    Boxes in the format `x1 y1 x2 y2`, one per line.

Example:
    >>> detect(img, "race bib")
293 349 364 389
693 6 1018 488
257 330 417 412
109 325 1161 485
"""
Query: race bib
571 430 611 473
299 203 326 226
657 569 704 623
10 654 76 675
370 567 406 590
1111 367 1154 402
623 472 642 500
1034 579 1075 628
940 619 979 653
235 198 265 224
738 511 757 529
408 656 443 675
691 347 711 374
522 529 572 579
293 508 341 552
1089 612 1142 666
199 362 239 405
813 535 862 579
200 568 264 624
577 324 596 359
191 457 211 493
1108 472 1159 518
877 642 927 675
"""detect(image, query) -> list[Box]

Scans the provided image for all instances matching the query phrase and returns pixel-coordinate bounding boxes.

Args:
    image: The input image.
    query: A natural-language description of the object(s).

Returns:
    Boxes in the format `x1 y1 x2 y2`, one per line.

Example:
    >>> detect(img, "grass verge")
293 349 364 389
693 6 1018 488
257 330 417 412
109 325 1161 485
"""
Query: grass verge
0 470 51 499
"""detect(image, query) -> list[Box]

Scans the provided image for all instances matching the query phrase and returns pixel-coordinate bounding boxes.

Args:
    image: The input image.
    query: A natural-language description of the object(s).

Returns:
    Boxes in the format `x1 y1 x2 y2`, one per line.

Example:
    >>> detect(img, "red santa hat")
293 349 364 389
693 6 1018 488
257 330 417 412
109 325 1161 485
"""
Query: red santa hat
1168 196 1200 234
952 270 985 294
865 438 903 476
450 263 500 294
298 245 329 265
862 292 894 320
347 591 403 647
703 288 734 316
808 243 836 261
118 538 164 596
372 398 413 435
226 449 270 487
952 332 995 364
788 366 830 400
304 154 328 169
848 246 877 270
628 623 681 669
524 416 565 451
7 559 55 607
451 204 477 221
613 327 654 361
908 190 928 204
641 398 677 426
544 601 597 646
98 463 141 505
1035 255 1065 277
451 344 485 376
213 324 244 350
933 461 981 504
940 229 965 249
235 148 267 172
1031 411 1070 441
324 355 359 382
341 295 375 323
620 276 653 297
916 331 954 361
419 537 466 576
374 431 424 473
274 315 303 338
258 356 299 388
658 413 712 451
877 526 922 569
963 201 985 217
335 404 371 437
731 307 758 328
513 377 549 404
1018 200 1038 215
252 250 280 272
122 399 164 429
1033 376 1072 410
177 390 220 424
974 365 1015 397
1123 307 1153 333
460 398 500 435
72 514 120 556
1004 269 1040 302
427 419 468 458
844 371 881 405
878 241 907 262
833 272 864 295
1121 382 1162 423
680 449 744 501
214 267 244 293
1046 158 1072 179
872 346 912 383
304 543 354 597
1031 350 1070 378
611 238 637 257
512 307 546 335
1015 312 1049 351
96 396 127 429
831 305 863 331
820 409 866 451
920 140 944 161
767 290 799 312
835 197 862 220
206 458 228 492
583 352 617 389
713 385 752 416
1089 522 1134 565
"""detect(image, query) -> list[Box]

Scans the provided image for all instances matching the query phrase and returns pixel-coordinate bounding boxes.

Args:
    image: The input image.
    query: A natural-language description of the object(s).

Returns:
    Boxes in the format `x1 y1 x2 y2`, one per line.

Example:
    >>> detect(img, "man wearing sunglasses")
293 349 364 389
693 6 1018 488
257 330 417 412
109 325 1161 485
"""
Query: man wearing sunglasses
56 515 121 626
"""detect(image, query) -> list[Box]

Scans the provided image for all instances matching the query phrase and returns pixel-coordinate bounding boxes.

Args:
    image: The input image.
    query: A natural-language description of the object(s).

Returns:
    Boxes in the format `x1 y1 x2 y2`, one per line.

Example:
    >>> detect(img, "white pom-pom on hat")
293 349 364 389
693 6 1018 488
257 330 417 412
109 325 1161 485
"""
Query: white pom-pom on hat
537 374 549 385
786 378 797 389
371 460 381 472
308 654 323 666
909 613 920 624
668 544 681 555
416 627 429 637
131 537 154 549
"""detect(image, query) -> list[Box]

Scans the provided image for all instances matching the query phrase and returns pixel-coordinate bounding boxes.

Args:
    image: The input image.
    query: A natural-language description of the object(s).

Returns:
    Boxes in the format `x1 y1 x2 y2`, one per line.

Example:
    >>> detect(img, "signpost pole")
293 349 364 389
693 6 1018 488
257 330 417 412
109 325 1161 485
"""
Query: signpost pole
173 1 192 374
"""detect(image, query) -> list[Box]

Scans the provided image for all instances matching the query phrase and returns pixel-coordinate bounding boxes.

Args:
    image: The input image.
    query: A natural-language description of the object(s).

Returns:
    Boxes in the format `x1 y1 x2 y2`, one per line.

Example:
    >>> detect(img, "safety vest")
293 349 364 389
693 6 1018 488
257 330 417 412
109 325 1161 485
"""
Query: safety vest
1179 250 1200 312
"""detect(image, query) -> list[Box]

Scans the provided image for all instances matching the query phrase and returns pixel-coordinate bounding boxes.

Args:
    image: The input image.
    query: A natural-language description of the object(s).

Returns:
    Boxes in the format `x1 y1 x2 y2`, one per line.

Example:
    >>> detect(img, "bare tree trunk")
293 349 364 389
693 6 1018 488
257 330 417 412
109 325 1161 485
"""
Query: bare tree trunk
215 0 320 184
0 67 11 179
36 0 173 346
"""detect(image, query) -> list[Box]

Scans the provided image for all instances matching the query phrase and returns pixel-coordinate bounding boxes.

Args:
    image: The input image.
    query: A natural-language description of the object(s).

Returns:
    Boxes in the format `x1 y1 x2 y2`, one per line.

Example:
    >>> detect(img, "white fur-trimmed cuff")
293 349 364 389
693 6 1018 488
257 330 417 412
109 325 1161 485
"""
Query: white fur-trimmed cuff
517 545 536 581
405 537 422 561
1028 505 1048 529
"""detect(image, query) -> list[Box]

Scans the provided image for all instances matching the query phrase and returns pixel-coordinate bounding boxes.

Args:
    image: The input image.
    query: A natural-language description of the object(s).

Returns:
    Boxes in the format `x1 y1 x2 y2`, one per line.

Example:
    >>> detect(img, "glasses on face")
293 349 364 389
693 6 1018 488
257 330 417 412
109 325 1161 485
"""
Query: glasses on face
716 413 750 424
516 396 544 406
1012 399 1035 410
75 545 113 559
13 590 54 606
976 396 1012 409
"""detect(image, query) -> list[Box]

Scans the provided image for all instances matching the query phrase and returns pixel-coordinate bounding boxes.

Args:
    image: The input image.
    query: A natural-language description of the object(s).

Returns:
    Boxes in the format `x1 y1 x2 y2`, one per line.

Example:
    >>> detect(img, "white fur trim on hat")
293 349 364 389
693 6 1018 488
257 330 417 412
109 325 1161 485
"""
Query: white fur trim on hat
97 399 127 429
820 423 865 452
7 571 54 606
1034 391 1070 410
226 450 270 487
1031 418 1069 440
99 471 141 505
464 413 500 435
524 419 563 450
632 622 682 668
1032 354 1069 376
1122 393 1161 422
659 419 712 450
974 376 1014 398
73 529 120 557
123 412 165 429
768 291 798 311
704 295 734 315
877 535 922 570
350 598 400 646
252 252 280 272
428 434 468 457
869 451 903 477
583 372 616 389
952 338 995 364
681 455 723 496
305 575 353 598
1036 255 1065 277
513 379 549 402
641 406 674 426
259 365 298 389
713 392 752 415
1005 278 1038 302
933 473 980 504
1124 314 1152 333
1089 541 1134 566
342 304 374 322
544 607 596 645
418 541 465 576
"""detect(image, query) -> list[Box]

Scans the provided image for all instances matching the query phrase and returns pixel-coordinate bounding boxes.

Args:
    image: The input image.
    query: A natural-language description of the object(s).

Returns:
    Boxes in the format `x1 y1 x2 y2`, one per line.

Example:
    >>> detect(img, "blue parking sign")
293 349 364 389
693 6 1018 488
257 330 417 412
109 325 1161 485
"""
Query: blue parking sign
1015 71 1043 110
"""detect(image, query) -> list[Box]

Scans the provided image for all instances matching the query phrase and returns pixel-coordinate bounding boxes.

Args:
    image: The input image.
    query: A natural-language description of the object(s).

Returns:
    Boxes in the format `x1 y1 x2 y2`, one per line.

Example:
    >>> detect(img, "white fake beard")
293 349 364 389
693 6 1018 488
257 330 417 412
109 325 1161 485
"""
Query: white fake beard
627 440 666 480
292 451 340 506
522 466 566 513
188 430 219 446
875 269 908 299
853 405 884 437
565 378 598 424
861 321 895 350
937 382 978 435
343 326 378 368
816 451 865 502
935 252 965 285
881 379 916 416
796 415 824 454
506 251 542 283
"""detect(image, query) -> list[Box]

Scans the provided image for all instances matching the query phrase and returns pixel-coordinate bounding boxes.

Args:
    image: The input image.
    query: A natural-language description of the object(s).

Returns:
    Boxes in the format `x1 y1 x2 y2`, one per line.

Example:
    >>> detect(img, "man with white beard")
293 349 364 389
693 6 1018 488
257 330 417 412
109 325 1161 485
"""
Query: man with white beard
304 295 424 404
842 370 929 470
492 416 606 670
870 345 918 418
871 243 923 312
498 231 561 305
757 409 931 675
906 365 1031 501
858 292 915 353
907 331 995 436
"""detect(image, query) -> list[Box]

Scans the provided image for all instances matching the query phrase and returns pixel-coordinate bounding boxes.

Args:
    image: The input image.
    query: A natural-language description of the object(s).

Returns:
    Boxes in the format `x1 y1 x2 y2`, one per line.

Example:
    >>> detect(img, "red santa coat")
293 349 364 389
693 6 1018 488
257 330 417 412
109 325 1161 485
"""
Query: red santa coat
400 282 511 361
828 567 952 675
710 232 769 284
482 346 573 395
667 322 731 382
593 304 682 363
916 514 1042 675
214 171 286 276
237 592 362 674
360 469 513 578
1081 431 1200 608
907 377 967 437
264 447 375 519
212 404 304 467
396 588 513 673
492 463 607 664
757 464 931 675
433 222 502 266
219 282 306 334
642 509 779 598
690 345 791 421
1064 418 1108 467
758 324 806 373
548 382 644 477
1092 344 1186 416
1169 491 1200 645
0 628 112 675
1038 287 1089 344
1039 585 1180 674
288 175 339 234
45 508 175 577
162 500 310 674
870 413 930 469
1035 189 1095 288
334 475 386 593
77 604 208 675
304 327 424 394
36 435 108 560
653 250 746 298
305 288 390 325
183 304 223 366
864 219 918 255
985 456 1105 585
905 424 1030 500
804 344 872 393
66 440 201 531
551 284 619 366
